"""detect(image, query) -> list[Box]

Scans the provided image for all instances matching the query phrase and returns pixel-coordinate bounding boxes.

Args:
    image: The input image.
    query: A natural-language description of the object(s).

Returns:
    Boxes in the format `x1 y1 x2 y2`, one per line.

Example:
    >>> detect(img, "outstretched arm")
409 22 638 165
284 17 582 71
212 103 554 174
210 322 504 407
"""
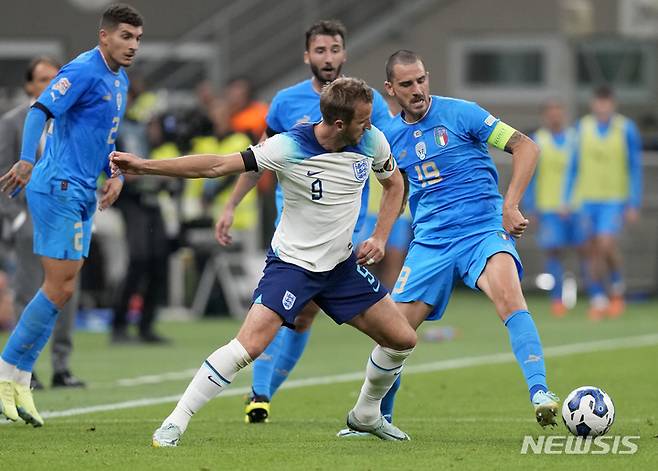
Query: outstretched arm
110 149 256 179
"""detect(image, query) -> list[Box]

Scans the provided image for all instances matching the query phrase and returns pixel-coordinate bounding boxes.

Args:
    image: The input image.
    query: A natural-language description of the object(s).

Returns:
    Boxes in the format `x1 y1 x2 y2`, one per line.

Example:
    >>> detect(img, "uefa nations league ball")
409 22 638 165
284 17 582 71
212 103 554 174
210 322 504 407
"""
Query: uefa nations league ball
562 386 615 437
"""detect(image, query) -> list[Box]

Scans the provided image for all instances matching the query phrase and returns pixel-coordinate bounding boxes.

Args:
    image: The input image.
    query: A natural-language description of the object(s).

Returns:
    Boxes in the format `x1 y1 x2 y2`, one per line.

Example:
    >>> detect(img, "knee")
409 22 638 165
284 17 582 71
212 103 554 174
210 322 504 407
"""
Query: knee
294 305 318 333
494 288 527 318
390 327 417 351
43 279 76 308
293 315 314 333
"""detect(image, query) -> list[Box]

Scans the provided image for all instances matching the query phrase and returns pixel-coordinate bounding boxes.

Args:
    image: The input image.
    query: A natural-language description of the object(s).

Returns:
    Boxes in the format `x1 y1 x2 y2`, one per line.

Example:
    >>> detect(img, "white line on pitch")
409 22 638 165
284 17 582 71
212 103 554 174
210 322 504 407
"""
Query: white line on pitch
30 332 658 420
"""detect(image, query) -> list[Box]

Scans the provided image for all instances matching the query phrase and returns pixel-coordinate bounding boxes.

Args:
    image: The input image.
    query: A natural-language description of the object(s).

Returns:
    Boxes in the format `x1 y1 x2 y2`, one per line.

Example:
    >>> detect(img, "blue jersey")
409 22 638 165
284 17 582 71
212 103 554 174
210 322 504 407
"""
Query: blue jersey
266 78 391 230
383 96 502 241
28 47 129 202
266 78 391 133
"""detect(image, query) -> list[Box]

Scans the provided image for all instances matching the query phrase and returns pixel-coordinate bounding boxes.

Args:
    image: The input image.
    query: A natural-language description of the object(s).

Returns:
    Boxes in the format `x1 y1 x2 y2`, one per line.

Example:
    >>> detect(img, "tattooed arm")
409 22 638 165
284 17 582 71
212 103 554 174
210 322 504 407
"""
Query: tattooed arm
487 122 540 237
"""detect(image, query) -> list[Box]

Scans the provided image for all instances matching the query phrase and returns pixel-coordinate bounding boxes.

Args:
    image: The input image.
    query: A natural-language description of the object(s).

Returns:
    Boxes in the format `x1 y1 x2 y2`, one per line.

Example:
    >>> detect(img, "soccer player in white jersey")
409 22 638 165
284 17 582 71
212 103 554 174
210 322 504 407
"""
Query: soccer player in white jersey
111 77 417 447
216 20 393 424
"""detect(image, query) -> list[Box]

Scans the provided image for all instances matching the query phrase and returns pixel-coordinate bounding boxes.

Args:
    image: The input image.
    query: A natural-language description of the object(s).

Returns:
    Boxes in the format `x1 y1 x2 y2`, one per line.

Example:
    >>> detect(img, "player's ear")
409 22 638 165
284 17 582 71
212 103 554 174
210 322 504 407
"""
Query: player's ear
303 51 310 65
384 81 394 97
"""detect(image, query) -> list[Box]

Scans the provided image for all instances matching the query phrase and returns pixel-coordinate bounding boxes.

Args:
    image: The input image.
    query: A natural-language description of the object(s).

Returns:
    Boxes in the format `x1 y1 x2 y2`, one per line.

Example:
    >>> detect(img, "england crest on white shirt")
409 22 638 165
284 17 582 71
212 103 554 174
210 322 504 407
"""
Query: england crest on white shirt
282 290 296 310
353 159 370 182
415 141 427 160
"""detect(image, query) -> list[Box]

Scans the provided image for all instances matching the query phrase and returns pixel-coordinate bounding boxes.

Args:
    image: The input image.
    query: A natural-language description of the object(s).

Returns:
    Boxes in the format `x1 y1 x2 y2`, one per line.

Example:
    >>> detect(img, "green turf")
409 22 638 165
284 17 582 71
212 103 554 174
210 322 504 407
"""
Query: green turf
2 291 657 470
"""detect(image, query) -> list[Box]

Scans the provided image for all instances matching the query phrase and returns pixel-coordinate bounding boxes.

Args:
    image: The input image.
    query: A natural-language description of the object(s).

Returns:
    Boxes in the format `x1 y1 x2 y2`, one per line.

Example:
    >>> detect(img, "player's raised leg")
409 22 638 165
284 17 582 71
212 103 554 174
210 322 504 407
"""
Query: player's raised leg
152 304 281 447
476 252 559 427
345 294 416 440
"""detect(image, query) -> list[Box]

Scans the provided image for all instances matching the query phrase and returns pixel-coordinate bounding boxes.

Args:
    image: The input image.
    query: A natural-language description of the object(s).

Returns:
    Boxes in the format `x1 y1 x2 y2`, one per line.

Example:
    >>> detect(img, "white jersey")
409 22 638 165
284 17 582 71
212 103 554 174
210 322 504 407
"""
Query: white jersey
251 123 396 272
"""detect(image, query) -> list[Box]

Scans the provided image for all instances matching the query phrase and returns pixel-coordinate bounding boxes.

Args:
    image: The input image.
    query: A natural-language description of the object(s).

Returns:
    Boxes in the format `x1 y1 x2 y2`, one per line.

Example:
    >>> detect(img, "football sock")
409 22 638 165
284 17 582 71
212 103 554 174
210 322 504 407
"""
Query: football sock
380 374 401 423
609 270 624 296
588 280 607 304
250 327 285 399
163 339 251 433
546 256 563 301
352 345 414 425
269 328 310 397
14 369 32 388
0 357 17 382
504 310 547 401
1 289 60 372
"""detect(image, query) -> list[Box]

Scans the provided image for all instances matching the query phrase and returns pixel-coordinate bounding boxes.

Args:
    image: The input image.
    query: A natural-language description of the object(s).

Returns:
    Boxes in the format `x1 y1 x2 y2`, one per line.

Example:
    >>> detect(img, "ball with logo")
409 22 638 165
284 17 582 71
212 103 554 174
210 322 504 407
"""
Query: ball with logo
562 386 615 437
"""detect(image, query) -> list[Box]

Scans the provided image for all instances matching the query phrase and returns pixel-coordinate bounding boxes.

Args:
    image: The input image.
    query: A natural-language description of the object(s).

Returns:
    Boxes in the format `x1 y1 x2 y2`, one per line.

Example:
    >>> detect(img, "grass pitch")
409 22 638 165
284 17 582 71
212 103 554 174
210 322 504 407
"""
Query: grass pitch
2 291 657 470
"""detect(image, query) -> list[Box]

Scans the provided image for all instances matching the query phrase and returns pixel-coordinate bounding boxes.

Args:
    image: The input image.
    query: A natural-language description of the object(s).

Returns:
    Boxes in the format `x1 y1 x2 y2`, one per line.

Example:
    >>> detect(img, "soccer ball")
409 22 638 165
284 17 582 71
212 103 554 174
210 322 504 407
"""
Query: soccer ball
561 386 615 437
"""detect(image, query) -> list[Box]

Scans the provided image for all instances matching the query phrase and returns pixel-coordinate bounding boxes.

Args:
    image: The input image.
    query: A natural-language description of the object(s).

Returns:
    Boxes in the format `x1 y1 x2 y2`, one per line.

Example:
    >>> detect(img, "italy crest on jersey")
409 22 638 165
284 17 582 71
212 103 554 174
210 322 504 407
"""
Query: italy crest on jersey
353 159 370 182
282 290 296 310
415 141 427 160
434 127 448 147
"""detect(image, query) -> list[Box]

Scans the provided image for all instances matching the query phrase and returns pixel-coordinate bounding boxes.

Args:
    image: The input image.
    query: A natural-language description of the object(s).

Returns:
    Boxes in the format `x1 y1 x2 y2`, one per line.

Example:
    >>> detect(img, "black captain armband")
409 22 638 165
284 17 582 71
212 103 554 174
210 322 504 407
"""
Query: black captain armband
31 102 54 120
240 148 259 172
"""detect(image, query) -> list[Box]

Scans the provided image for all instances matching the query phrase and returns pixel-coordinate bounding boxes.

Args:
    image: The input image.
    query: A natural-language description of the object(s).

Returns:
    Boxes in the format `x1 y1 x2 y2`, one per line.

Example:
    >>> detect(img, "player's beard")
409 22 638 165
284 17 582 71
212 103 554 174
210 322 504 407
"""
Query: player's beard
310 62 343 86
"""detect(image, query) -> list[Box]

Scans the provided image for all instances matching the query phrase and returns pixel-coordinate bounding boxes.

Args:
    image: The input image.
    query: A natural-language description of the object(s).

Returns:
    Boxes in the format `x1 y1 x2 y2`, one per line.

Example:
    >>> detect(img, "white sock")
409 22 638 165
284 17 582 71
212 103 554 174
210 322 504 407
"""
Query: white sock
0 358 17 382
14 368 31 387
352 345 414 425
163 339 252 433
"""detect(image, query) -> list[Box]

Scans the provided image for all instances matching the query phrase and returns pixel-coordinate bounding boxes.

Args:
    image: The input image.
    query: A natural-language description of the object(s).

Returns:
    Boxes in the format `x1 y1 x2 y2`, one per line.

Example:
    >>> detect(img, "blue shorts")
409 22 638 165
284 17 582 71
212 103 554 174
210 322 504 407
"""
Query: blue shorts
26 187 95 260
392 230 523 321
580 201 625 237
355 214 413 251
537 212 585 249
252 249 387 327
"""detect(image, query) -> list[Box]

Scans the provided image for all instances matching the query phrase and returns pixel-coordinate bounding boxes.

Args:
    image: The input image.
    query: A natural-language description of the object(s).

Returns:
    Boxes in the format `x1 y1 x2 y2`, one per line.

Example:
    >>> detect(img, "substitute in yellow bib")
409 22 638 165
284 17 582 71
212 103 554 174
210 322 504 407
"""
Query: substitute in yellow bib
563 86 642 320
524 100 585 317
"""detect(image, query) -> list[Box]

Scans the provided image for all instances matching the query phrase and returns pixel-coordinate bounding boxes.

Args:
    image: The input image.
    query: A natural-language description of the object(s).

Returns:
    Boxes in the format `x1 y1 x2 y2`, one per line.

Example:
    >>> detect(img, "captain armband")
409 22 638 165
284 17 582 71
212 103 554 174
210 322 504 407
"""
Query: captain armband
487 121 517 151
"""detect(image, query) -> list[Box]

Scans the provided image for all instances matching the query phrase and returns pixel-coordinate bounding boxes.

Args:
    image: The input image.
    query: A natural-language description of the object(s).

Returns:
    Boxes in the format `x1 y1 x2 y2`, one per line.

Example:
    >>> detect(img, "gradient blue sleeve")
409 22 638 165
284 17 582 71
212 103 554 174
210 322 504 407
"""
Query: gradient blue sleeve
36 61 93 118
462 101 499 142
371 89 392 130
18 107 48 164
562 124 580 205
626 120 642 208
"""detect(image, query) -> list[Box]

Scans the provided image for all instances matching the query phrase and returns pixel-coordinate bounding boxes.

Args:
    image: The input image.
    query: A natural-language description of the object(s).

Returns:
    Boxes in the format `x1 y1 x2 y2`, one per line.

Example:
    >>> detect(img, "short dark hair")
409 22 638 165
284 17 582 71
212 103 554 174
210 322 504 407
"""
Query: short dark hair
25 56 61 83
305 20 346 51
100 3 143 30
320 77 373 125
593 84 615 100
385 49 425 82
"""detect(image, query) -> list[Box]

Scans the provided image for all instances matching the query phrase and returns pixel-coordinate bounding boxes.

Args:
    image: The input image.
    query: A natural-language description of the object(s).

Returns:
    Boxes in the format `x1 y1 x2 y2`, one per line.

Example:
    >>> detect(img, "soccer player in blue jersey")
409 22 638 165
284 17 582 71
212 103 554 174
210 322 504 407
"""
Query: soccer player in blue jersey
563 86 642 320
0 4 143 426
340 50 559 436
111 77 416 447
214 20 393 423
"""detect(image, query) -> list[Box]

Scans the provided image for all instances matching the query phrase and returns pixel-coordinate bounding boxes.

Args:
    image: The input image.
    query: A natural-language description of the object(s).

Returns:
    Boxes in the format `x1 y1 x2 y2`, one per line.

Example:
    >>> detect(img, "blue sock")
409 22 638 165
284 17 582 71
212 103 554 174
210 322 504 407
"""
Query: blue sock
380 374 401 423
545 256 563 301
269 328 311 397
1 289 60 372
251 327 286 399
16 313 58 371
588 280 606 300
504 310 547 401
